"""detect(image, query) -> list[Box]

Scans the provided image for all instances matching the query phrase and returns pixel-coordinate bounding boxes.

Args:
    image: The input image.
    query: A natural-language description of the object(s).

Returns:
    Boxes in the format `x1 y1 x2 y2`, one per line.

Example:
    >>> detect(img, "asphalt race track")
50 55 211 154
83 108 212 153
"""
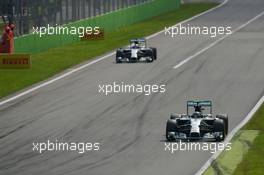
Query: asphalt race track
0 0 264 174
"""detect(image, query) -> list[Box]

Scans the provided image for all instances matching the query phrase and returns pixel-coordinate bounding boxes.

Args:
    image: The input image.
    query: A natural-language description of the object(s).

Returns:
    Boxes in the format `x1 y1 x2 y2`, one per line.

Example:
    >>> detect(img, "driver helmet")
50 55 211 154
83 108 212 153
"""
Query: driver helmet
194 105 202 112
132 41 139 48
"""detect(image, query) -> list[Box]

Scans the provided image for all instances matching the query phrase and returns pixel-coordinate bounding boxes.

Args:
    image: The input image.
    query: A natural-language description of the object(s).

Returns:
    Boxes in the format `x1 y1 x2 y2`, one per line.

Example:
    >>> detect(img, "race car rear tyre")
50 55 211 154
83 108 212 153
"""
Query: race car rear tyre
150 47 157 60
166 119 177 141
216 114 228 135
213 119 226 142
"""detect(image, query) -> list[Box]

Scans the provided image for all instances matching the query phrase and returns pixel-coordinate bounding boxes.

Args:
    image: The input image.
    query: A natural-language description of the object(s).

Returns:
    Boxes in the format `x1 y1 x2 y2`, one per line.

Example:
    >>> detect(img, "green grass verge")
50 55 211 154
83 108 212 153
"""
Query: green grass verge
203 104 264 175
232 105 264 175
243 104 264 131
203 130 259 175
0 3 217 99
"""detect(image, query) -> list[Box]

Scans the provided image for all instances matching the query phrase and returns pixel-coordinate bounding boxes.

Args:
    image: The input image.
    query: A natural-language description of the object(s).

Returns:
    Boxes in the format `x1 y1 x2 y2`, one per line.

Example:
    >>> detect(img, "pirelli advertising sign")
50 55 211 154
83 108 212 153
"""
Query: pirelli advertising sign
0 54 31 69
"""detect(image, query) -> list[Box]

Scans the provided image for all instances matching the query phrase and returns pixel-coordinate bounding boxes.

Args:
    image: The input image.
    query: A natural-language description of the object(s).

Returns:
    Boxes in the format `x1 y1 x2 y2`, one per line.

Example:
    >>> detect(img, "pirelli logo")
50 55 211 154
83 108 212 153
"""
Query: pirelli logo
0 54 31 69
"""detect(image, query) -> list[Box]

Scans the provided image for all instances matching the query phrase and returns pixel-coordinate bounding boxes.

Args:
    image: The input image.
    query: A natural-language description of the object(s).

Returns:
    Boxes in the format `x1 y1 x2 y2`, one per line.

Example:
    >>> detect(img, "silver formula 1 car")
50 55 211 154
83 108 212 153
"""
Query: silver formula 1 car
116 39 157 63
166 101 228 142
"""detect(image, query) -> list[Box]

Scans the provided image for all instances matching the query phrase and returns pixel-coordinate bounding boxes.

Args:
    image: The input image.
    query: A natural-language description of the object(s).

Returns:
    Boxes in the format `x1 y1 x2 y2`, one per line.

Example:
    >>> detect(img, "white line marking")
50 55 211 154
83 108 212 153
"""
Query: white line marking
195 95 264 175
173 10 264 69
0 0 228 106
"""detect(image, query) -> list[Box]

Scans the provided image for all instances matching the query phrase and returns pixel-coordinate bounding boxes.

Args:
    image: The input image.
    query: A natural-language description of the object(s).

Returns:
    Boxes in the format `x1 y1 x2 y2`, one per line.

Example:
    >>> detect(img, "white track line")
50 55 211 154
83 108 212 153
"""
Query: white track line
195 95 264 175
0 0 228 106
173 10 264 69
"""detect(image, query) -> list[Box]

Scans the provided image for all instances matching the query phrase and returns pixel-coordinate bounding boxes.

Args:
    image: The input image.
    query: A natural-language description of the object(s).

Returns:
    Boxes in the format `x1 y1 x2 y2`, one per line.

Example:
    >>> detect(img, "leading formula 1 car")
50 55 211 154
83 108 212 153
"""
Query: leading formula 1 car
166 101 228 142
116 39 157 63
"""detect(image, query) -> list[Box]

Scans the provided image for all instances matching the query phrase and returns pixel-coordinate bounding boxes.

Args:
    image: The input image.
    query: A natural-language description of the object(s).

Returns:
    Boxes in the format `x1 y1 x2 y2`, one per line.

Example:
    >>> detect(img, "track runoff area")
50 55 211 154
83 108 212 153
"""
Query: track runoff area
1 0 264 175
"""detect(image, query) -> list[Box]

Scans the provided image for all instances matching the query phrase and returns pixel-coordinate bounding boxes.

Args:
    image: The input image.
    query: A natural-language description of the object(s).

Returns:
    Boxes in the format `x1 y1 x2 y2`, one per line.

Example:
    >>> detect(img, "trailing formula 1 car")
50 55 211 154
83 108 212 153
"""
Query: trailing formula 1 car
166 100 228 142
116 38 157 63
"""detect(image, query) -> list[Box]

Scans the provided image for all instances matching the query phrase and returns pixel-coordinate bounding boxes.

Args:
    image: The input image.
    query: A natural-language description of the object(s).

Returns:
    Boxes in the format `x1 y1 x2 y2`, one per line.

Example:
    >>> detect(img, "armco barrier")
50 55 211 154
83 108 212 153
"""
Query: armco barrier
15 0 180 54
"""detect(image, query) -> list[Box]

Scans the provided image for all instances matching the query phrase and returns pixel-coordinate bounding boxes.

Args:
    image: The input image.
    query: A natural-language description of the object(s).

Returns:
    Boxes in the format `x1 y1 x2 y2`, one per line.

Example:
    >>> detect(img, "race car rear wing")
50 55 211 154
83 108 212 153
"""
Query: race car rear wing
130 38 146 42
130 38 147 48
187 100 212 115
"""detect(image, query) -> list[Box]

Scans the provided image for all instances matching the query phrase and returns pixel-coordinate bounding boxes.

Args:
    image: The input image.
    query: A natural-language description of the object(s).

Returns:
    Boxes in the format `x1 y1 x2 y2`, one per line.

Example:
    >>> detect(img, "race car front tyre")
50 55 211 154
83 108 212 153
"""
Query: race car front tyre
213 119 226 142
146 57 153 63
116 57 122 63
216 114 229 135
166 119 177 141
